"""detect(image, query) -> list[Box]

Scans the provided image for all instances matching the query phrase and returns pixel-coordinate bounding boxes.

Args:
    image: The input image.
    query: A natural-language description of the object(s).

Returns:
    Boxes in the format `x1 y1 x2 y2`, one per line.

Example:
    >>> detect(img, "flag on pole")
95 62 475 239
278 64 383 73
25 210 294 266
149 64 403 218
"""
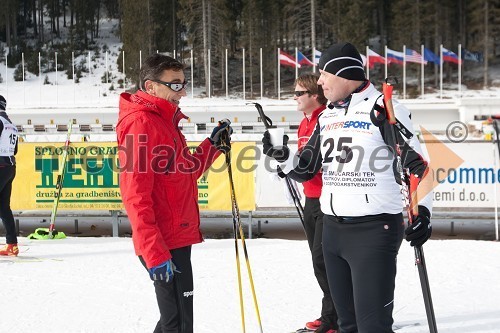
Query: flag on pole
297 51 314 66
423 48 440 65
442 47 462 64
386 48 404 65
461 47 483 62
405 48 428 64
314 49 322 65
279 50 301 68
366 48 385 68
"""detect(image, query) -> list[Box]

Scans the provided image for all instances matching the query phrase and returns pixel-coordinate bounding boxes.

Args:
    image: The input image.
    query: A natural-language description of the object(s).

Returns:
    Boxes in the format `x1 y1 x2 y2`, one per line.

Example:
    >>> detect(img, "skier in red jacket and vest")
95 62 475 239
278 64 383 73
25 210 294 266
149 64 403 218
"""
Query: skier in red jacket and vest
117 54 231 333
294 74 338 333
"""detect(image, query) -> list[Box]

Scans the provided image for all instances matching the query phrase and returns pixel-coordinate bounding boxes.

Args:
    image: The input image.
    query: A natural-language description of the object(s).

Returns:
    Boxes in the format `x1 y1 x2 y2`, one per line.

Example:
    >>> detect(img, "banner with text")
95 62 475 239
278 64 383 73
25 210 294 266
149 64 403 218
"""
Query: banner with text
426 141 499 208
11 142 256 211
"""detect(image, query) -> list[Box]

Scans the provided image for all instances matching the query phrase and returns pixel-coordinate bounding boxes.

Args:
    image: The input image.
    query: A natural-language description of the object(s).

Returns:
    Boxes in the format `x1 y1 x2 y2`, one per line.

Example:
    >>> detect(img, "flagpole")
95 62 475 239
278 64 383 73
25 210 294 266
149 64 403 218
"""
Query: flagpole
208 49 211 98
384 45 388 79
458 43 462 97
366 46 370 80
242 48 246 101
313 48 317 73
295 47 299 80
403 45 406 99
421 44 424 98
278 47 281 100
311 0 316 73
260 48 263 100
225 48 228 98
190 49 194 98
440 44 443 99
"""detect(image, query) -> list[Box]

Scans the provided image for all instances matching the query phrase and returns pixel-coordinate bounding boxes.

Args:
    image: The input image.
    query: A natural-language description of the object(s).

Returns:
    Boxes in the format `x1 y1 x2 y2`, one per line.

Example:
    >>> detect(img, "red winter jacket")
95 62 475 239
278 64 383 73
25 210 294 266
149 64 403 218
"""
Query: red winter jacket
297 105 325 198
117 90 220 269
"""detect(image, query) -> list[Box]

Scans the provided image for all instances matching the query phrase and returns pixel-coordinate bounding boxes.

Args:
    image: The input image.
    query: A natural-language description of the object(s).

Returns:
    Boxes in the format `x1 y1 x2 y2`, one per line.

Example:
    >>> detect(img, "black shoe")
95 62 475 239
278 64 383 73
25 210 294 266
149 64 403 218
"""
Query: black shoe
314 322 337 333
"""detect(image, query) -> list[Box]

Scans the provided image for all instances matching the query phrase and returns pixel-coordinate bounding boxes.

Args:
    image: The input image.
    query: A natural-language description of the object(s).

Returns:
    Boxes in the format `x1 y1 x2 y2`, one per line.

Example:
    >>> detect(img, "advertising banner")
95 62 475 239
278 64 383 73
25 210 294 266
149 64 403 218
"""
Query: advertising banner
11 142 256 211
425 140 500 208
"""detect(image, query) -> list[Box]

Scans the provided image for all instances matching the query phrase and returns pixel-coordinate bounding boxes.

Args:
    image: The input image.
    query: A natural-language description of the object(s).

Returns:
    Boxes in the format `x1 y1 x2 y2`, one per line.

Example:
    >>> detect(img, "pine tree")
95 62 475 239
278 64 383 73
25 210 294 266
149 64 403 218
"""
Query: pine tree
150 0 179 55
120 0 152 86
178 0 233 95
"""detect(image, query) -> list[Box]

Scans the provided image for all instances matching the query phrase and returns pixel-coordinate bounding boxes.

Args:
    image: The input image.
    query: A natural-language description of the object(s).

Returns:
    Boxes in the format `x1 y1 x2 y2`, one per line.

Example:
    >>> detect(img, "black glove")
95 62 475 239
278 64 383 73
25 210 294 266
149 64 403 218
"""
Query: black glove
262 130 290 163
405 205 432 247
210 119 233 153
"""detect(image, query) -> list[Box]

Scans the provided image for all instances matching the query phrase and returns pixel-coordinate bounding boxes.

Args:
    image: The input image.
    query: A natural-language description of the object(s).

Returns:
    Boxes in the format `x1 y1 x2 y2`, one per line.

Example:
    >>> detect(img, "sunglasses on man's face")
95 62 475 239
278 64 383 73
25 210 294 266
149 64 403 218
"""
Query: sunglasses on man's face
294 90 310 97
151 79 188 92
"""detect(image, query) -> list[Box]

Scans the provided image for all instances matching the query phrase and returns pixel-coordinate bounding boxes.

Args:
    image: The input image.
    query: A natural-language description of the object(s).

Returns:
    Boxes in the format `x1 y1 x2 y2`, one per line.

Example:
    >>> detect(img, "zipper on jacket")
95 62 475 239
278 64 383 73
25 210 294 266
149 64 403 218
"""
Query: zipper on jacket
329 193 338 217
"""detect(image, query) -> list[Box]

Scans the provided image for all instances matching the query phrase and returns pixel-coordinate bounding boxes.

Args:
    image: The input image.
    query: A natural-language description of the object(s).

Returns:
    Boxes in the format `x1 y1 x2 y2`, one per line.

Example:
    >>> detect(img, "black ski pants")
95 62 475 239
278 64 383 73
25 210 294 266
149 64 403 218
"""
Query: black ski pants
303 197 338 328
0 165 17 244
140 245 194 333
322 213 404 333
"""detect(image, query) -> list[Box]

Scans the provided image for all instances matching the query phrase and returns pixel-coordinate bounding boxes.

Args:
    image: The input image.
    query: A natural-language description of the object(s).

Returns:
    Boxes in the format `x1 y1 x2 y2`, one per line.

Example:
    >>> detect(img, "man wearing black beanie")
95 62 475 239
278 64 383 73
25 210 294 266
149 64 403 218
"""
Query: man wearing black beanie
262 43 433 333
0 95 20 256
317 43 367 108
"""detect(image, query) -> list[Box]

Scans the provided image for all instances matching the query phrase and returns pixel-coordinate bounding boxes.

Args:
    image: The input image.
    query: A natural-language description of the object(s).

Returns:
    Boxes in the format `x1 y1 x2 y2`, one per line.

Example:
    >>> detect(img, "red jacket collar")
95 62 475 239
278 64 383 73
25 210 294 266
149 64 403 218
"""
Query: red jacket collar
303 104 326 120
122 90 188 125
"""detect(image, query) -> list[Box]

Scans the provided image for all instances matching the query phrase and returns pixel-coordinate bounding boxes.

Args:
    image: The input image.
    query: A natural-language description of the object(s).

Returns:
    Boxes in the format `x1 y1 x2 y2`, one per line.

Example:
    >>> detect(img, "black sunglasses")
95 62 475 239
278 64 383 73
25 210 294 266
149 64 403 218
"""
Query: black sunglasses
151 79 188 92
294 90 310 97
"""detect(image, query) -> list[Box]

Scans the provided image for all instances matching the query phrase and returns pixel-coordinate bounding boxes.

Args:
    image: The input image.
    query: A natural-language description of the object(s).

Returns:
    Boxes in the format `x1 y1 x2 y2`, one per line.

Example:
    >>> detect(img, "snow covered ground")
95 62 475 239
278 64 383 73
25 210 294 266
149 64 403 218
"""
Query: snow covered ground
1 237 499 333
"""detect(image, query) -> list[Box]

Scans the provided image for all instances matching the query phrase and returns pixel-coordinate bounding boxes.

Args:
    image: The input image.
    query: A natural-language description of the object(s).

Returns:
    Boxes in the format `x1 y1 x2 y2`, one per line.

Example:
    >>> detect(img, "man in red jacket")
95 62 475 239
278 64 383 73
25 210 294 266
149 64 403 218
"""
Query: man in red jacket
295 74 338 333
117 54 231 333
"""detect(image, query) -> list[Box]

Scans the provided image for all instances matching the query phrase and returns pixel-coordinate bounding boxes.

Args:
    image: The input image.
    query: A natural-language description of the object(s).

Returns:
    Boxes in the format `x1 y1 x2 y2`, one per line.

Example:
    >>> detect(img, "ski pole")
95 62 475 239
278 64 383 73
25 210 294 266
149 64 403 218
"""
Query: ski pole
414 243 438 332
492 118 500 241
383 80 438 333
221 126 264 333
408 174 438 333
49 119 73 239
492 117 500 160
221 133 245 332
248 102 305 224
284 177 305 224
231 185 246 333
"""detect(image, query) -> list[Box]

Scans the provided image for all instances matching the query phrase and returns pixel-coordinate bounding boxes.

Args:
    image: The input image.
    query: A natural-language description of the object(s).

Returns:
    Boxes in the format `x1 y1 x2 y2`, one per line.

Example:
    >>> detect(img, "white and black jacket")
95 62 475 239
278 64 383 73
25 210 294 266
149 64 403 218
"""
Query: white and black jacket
280 82 432 217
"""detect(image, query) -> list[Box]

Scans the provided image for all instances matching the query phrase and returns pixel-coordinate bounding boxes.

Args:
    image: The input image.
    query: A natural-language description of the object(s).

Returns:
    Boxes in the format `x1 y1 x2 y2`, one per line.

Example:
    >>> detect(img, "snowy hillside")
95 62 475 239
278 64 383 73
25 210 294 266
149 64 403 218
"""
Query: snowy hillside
2 19 500 110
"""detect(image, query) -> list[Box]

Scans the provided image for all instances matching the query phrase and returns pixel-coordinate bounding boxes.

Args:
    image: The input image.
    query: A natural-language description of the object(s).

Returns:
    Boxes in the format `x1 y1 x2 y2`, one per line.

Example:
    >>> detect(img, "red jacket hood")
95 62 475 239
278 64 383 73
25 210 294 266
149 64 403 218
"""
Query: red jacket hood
118 90 188 127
